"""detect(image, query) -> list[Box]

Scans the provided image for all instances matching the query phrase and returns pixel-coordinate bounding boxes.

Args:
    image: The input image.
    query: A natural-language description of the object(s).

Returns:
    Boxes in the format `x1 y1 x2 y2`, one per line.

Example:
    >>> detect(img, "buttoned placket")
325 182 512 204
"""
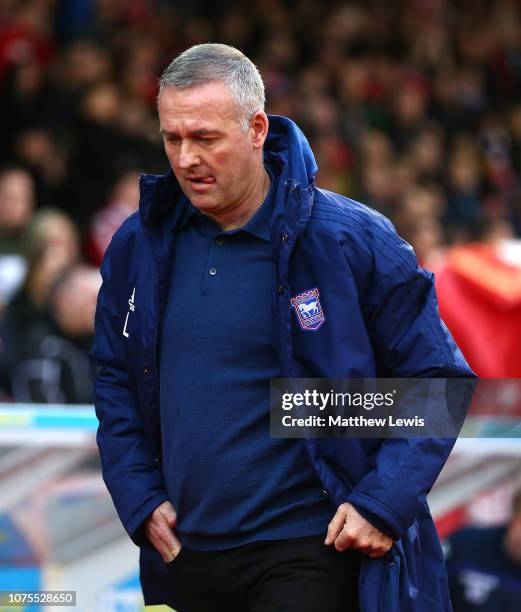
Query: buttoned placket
201 233 226 294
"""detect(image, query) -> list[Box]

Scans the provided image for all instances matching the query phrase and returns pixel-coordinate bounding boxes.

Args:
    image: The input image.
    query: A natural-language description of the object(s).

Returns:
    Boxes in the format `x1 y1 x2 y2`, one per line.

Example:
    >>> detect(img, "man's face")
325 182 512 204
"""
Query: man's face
158 82 264 216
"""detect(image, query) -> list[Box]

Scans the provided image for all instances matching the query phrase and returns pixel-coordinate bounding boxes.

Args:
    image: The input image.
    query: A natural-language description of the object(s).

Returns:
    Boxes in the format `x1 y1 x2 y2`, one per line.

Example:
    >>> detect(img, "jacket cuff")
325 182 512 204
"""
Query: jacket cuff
126 492 170 548
351 503 396 540
346 490 405 541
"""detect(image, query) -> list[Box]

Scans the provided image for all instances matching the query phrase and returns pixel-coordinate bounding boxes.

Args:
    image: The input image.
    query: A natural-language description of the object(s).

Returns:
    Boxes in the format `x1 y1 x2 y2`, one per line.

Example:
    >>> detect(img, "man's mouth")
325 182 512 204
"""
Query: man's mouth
188 176 215 185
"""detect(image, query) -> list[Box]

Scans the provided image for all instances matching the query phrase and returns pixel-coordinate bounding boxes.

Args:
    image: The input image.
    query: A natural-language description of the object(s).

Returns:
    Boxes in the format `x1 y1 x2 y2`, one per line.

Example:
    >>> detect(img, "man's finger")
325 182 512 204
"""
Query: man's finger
152 521 182 555
144 523 175 563
170 545 181 558
368 541 393 558
159 504 177 528
158 542 176 562
325 506 347 545
334 525 356 551
149 527 182 562
144 502 182 562
368 549 387 559
160 545 180 563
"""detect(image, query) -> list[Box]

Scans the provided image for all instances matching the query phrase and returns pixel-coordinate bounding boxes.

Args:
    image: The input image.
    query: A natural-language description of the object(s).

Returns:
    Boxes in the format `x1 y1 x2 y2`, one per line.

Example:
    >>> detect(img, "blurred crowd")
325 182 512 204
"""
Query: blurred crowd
0 0 521 401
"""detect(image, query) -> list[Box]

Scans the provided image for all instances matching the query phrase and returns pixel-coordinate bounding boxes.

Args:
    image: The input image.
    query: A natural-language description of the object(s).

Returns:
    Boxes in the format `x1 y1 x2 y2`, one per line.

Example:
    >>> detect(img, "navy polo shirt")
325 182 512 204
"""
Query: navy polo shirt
159 168 332 550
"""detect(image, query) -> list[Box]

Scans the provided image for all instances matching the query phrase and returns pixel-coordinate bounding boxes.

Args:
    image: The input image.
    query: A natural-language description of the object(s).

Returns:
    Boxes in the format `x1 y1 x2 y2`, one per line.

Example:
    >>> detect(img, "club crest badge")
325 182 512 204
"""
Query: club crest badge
290 287 325 331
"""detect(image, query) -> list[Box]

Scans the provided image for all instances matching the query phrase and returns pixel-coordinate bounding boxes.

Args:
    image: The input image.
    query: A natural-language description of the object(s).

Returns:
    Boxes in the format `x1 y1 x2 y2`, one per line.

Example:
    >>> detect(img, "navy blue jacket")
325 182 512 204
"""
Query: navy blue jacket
92 115 474 611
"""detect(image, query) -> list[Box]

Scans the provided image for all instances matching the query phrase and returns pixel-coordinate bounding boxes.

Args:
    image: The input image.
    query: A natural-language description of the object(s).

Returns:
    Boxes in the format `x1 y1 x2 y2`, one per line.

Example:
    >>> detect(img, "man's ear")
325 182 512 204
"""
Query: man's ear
251 111 269 149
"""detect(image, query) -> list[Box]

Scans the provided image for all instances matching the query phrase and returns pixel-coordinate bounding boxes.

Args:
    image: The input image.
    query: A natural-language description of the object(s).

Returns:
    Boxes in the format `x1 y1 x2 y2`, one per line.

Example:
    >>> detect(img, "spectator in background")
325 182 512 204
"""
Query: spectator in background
19 207 80 309
13 126 67 210
0 167 34 255
445 140 484 240
0 208 79 400
0 167 35 308
64 76 164 226
394 183 445 267
0 264 99 404
85 170 140 266
446 487 521 611
408 124 445 183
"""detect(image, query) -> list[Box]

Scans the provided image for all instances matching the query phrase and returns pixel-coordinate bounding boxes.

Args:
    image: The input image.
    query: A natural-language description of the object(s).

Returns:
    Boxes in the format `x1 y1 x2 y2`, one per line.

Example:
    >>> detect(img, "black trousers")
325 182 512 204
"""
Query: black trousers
165 535 361 612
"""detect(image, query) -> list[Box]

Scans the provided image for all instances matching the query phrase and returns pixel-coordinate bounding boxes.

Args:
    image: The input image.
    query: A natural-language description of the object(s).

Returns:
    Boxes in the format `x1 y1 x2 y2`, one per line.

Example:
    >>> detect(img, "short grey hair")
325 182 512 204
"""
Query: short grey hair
158 43 265 131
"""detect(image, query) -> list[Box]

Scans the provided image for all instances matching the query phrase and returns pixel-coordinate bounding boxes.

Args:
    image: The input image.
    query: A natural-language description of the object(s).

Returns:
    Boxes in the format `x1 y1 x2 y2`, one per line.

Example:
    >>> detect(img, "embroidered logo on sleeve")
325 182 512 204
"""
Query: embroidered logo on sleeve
290 287 325 331
122 287 135 338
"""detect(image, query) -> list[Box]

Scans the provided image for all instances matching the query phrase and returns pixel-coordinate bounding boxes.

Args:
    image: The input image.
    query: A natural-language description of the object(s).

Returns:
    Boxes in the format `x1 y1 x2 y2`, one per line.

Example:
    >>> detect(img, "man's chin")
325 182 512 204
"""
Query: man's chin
188 194 220 213
179 185 210 207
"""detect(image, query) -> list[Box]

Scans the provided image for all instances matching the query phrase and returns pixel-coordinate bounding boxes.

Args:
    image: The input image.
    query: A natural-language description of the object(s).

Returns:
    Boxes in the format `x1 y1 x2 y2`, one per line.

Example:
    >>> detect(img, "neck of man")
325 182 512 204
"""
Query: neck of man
209 165 271 231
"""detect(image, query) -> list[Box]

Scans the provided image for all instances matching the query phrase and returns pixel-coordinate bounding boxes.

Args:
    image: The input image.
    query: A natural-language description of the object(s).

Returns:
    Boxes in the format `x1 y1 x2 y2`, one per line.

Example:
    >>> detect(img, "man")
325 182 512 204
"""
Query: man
446 488 521 611
92 43 473 611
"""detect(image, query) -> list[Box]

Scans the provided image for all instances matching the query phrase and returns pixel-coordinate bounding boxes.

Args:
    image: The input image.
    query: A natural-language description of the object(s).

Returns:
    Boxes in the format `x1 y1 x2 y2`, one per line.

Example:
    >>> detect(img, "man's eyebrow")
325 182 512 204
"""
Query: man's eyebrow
159 128 220 136
194 128 221 136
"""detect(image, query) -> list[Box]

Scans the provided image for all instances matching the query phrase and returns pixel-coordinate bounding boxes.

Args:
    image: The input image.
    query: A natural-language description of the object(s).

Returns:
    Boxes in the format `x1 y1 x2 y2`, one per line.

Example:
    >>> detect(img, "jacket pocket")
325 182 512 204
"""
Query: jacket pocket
359 548 401 612
379 549 401 612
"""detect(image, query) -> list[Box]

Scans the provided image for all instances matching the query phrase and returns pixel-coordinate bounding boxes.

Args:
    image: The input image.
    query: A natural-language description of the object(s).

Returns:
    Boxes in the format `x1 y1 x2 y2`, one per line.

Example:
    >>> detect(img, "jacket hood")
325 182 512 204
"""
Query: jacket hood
138 114 318 231
263 114 317 190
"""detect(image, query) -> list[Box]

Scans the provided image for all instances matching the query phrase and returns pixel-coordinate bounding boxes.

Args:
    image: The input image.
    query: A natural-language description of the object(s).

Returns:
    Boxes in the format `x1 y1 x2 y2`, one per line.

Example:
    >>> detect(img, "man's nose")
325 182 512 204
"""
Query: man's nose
178 141 200 169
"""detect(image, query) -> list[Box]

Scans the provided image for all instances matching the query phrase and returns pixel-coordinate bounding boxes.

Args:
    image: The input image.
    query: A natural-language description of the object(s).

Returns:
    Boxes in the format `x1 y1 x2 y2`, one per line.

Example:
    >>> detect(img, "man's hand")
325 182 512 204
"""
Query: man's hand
144 501 182 563
325 502 393 559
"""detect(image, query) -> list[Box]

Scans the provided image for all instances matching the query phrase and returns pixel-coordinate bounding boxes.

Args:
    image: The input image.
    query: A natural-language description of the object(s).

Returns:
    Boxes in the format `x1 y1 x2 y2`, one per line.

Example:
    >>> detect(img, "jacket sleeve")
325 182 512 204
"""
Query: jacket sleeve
91 244 168 547
346 230 475 540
